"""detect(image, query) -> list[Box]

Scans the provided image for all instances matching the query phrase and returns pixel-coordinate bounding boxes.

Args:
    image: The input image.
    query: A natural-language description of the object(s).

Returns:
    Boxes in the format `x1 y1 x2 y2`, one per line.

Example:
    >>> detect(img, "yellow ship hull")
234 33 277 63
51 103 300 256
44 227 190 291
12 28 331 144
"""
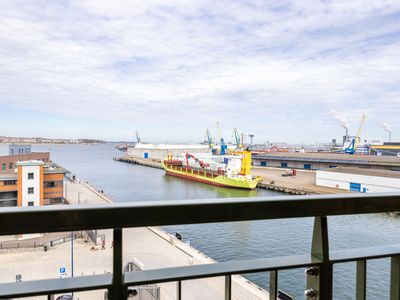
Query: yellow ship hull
162 162 261 190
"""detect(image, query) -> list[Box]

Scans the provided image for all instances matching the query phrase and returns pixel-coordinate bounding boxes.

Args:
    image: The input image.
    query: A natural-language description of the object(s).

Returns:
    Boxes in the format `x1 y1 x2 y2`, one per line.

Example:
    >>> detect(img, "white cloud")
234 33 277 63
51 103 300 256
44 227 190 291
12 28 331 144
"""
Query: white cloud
0 0 399 142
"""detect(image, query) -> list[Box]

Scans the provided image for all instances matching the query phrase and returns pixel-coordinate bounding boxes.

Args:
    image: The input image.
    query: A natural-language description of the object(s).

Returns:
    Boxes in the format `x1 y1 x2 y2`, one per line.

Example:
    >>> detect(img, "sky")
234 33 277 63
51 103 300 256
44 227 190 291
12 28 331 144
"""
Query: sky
0 0 399 144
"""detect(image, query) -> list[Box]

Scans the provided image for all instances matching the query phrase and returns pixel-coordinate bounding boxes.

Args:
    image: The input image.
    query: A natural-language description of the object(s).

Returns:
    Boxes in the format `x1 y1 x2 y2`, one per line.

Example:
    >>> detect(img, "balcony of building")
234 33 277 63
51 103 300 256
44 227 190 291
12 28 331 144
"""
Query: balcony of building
1 193 400 300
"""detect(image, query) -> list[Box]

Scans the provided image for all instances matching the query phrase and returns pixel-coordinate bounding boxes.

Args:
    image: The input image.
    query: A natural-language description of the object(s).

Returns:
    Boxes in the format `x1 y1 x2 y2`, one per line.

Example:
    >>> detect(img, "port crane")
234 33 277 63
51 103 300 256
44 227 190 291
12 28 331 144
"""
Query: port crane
343 115 366 154
216 122 227 155
233 128 243 149
204 128 214 147
135 130 141 143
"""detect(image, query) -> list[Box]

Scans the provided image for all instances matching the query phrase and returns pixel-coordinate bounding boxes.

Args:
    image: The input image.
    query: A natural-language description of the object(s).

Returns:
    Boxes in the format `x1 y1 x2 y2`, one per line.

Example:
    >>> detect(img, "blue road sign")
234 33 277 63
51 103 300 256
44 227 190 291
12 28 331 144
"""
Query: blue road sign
59 267 66 274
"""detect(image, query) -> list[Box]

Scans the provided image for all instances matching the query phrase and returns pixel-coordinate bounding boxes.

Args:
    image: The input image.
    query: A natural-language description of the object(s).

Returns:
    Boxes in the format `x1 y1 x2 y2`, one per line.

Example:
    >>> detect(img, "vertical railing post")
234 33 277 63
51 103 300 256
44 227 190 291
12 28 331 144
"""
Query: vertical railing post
356 260 366 300
391 256 400 300
177 280 182 300
269 270 278 300
308 216 332 300
225 275 232 300
109 229 124 300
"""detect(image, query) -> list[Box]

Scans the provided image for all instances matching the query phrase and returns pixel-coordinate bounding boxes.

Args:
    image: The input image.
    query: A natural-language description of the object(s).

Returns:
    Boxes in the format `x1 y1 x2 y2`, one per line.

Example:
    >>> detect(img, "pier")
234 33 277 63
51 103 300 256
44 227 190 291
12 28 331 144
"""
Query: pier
113 156 162 169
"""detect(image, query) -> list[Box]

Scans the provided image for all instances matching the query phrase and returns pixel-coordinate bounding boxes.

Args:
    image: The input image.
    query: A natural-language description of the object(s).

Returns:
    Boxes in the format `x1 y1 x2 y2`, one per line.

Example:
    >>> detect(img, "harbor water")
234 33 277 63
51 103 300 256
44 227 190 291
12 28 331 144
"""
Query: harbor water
1 144 400 299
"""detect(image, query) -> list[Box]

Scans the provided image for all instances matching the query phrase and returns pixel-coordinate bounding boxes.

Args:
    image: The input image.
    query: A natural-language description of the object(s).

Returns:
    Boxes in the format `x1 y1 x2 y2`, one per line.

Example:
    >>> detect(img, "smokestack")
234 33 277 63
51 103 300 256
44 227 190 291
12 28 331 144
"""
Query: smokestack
382 122 391 142
343 128 349 145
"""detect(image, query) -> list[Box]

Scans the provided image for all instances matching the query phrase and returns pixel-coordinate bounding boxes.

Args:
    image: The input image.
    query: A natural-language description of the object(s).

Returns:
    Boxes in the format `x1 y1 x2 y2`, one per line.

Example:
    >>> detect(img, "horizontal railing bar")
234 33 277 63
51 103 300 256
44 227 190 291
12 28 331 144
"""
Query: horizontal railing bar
0 255 321 299
331 244 400 263
124 254 321 286
0 274 112 299
1 193 400 235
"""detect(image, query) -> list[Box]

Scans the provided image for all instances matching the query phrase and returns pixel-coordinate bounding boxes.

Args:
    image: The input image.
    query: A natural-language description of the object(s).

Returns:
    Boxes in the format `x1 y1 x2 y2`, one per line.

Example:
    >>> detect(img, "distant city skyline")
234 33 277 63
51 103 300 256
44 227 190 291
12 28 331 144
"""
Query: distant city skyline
1 1 399 144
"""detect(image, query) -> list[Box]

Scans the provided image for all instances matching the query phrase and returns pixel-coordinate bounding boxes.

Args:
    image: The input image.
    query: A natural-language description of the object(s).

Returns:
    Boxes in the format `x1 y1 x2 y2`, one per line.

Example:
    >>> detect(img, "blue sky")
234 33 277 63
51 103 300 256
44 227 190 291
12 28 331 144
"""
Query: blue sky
0 0 399 144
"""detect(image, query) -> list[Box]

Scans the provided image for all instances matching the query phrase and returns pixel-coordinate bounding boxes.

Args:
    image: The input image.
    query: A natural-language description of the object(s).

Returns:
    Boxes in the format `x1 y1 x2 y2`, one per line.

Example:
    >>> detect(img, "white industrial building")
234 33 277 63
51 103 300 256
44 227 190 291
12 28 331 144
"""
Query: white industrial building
316 167 400 193
127 143 211 160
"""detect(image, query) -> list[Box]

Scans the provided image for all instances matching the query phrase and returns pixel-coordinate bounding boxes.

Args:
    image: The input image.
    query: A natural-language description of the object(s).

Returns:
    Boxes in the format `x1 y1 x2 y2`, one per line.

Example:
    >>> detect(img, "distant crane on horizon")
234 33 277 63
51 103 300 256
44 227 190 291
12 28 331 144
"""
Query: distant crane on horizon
249 134 255 146
135 130 141 143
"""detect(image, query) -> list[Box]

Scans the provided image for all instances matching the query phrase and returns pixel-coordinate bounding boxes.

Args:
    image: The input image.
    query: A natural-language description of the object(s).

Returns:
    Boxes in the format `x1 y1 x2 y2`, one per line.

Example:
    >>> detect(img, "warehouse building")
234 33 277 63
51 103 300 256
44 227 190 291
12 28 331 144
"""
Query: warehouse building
316 167 400 193
127 143 211 161
253 152 400 171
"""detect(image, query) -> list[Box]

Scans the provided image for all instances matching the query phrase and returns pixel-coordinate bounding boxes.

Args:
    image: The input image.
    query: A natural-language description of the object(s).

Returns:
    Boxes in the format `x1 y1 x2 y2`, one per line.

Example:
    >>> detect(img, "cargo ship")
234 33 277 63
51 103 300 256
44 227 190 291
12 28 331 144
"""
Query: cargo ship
161 150 262 189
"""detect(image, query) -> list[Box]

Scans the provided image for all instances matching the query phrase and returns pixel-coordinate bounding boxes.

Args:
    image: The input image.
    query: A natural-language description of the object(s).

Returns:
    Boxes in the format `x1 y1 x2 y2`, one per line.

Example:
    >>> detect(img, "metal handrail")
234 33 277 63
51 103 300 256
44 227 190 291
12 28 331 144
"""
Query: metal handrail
1 193 400 300
1 192 400 235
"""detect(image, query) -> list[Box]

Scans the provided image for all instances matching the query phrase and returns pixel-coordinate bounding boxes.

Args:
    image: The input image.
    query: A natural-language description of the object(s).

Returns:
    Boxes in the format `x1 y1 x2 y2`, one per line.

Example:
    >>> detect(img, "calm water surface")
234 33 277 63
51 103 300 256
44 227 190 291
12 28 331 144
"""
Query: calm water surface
2 144 399 299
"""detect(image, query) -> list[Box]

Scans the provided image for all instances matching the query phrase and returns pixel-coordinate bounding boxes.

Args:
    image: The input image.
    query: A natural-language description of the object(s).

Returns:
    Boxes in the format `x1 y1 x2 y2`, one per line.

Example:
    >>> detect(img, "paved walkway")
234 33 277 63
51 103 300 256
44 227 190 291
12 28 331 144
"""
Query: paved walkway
0 232 73 250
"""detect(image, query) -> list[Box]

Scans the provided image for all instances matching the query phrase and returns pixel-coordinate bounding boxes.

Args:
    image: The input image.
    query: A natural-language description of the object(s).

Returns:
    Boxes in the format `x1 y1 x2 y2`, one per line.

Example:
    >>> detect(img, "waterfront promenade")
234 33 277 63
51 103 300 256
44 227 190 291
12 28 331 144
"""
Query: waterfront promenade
0 179 270 299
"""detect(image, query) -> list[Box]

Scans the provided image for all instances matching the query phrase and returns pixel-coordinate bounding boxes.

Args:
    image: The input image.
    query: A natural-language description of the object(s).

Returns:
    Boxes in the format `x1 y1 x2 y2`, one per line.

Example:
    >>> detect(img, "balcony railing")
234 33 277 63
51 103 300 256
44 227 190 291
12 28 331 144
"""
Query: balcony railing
1 192 400 300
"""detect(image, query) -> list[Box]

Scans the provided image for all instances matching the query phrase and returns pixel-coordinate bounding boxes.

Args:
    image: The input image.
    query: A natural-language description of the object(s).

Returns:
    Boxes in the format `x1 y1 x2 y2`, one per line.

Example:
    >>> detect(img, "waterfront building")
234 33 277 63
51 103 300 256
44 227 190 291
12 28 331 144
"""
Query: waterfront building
253 152 400 170
316 167 400 192
127 143 211 160
8 144 31 155
0 146 50 174
0 160 65 207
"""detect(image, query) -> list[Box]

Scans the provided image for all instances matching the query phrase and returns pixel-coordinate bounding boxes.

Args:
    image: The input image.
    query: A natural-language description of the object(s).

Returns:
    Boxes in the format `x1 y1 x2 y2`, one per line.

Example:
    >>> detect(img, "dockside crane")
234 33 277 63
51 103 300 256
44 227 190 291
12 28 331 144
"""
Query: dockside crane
204 128 214 147
135 130 141 143
343 115 366 154
233 128 243 149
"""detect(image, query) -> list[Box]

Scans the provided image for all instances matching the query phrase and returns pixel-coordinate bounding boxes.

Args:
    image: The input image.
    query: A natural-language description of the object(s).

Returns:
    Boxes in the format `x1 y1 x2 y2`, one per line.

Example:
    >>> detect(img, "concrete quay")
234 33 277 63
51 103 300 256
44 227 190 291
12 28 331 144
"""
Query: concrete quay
0 179 270 300
253 167 349 194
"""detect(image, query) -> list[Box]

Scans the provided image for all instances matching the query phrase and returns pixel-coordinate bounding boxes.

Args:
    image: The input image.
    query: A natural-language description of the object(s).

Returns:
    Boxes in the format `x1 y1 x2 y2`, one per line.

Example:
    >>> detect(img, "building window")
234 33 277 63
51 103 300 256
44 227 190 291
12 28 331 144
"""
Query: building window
4 180 17 185
281 162 288 168
9 163 13 170
1 163 5 171
28 187 34 194
304 164 311 170
28 201 34 206
45 181 56 188
28 173 34 180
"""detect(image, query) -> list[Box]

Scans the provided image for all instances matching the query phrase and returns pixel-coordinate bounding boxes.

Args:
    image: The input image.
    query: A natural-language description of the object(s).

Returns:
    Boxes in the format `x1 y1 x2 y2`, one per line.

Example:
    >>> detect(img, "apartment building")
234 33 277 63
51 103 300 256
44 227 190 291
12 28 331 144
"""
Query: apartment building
0 160 65 207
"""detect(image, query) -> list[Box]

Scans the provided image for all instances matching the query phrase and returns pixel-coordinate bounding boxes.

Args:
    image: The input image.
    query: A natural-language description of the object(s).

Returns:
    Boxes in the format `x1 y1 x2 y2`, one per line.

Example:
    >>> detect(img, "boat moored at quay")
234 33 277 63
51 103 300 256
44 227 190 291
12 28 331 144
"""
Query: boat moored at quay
162 149 262 189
